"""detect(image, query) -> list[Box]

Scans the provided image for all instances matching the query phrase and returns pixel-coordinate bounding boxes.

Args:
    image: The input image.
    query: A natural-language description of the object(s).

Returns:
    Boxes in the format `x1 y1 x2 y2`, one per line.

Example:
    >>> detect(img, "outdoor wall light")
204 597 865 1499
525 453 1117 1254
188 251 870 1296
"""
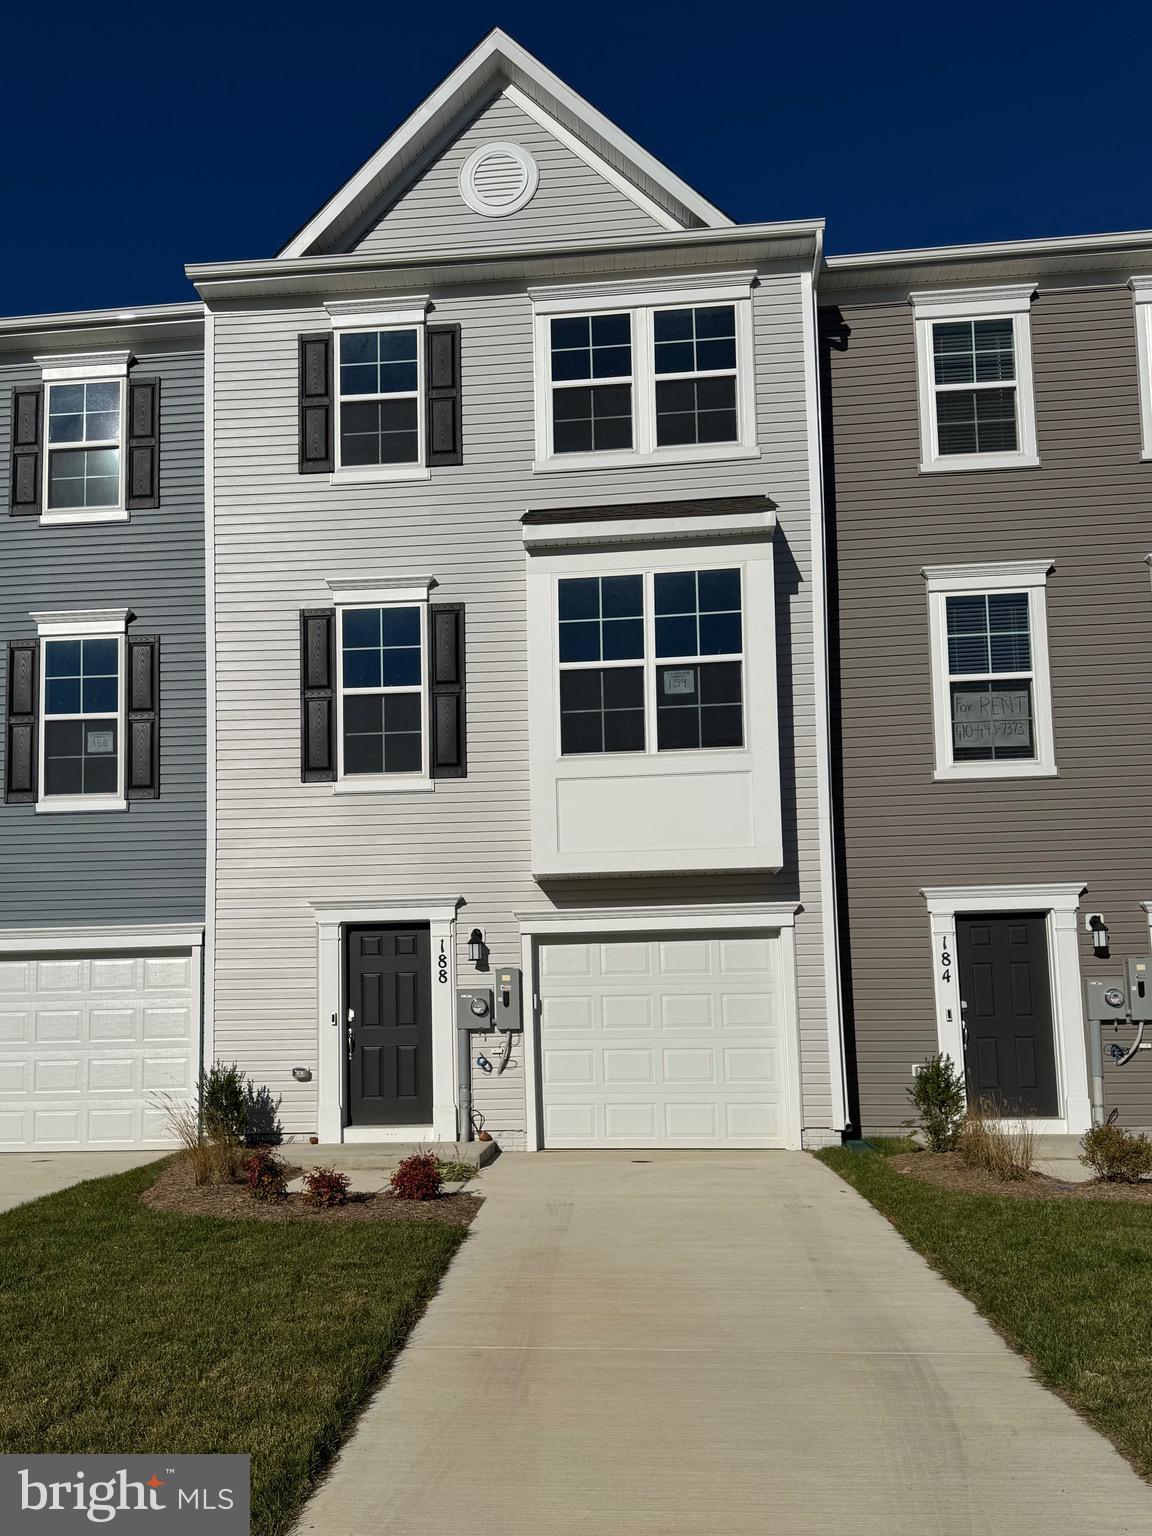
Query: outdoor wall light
292 1067 312 1083
468 928 485 964
1086 914 1111 957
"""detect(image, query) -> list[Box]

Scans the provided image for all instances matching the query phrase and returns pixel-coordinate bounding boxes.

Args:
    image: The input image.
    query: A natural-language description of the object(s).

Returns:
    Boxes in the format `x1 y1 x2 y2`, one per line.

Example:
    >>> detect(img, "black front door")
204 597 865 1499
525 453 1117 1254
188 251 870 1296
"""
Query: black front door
956 913 1058 1115
346 925 432 1126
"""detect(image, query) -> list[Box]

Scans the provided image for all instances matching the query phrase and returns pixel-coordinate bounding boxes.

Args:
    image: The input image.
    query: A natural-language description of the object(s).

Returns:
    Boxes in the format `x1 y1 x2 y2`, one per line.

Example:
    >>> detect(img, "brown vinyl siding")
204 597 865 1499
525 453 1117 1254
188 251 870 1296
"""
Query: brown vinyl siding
823 280 1152 1130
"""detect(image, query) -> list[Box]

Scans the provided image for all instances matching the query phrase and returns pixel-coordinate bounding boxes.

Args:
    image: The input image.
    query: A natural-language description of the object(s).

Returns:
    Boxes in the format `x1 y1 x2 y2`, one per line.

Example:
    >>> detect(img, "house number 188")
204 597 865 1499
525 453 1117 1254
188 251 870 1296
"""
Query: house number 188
438 941 449 983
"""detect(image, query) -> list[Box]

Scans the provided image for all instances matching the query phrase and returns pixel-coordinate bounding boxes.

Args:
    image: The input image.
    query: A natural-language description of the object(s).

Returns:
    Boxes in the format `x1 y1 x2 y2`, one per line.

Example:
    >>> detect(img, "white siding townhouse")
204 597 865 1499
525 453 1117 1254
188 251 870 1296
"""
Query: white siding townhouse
189 29 847 1150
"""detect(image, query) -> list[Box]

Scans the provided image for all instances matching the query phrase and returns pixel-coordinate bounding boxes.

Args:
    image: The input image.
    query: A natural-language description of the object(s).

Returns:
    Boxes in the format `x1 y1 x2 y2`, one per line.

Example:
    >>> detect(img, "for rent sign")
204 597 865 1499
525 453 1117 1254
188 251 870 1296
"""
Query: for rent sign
0 1456 249 1532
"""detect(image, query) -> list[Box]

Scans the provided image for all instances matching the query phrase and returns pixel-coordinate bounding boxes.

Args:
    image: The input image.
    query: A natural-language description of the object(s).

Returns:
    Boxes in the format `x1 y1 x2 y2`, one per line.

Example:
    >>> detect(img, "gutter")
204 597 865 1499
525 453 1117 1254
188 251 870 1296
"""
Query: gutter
0 300 204 336
186 218 825 292
825 225 1152 274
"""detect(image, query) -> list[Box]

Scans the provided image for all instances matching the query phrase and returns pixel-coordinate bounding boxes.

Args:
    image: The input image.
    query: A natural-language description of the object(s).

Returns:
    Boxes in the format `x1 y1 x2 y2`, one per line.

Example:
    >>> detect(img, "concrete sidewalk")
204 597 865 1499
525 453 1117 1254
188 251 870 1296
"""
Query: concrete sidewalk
0 1151 162 1212
294 1150 1152 1536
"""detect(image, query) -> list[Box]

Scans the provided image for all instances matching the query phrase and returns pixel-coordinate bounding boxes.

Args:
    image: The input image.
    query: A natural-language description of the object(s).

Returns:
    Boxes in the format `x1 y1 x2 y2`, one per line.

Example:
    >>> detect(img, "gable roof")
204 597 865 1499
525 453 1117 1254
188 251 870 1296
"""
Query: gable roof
279 28 732 258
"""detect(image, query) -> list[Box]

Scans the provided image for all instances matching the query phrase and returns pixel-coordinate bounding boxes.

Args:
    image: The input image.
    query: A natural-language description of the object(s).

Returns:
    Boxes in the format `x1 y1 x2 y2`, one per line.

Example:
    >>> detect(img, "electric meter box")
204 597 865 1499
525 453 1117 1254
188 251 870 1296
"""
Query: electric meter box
1126 956 1152 1018
493 967 523 1032
457 987 494 1030
1084 977 1127 1022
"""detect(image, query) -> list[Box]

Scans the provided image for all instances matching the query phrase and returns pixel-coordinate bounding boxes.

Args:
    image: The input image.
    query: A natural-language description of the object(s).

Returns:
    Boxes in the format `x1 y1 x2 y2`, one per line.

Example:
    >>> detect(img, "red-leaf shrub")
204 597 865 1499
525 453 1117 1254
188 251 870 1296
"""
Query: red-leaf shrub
246 1149 289 1202
389 1153 443 1201
302 1165 351 1208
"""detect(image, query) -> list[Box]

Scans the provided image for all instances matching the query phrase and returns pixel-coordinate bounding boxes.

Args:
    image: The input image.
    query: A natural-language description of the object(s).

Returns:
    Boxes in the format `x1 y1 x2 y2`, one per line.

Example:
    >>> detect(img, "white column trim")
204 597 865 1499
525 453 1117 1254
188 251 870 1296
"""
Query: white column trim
517 904 804 1151
310 898 462 1143
922 882 1090 1134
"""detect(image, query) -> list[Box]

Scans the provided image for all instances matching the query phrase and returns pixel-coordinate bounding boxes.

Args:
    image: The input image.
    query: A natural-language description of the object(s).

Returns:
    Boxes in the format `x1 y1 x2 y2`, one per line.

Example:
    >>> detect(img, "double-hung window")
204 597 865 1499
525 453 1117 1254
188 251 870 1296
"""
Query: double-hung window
924 561 1055 779
337 326 422 471
31 611 130 810
533 279 756 470
44 377 124 513
557 567 744 756
338 603 426 780
911 286 1038 472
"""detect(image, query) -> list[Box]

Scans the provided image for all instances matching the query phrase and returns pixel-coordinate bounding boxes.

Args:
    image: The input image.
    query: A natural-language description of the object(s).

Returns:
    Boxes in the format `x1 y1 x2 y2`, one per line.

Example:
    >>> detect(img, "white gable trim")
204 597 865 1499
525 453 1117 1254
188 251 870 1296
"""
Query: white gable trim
503 85 681 233
280 29 728 258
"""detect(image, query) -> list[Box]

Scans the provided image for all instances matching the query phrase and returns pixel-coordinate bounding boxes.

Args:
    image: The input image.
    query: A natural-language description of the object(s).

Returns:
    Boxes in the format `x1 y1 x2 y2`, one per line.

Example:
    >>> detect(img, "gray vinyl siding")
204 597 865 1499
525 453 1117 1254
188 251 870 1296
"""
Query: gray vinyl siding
350 92 665 257
208 269 832 1142
822 280 1152 1129
0 344 206 927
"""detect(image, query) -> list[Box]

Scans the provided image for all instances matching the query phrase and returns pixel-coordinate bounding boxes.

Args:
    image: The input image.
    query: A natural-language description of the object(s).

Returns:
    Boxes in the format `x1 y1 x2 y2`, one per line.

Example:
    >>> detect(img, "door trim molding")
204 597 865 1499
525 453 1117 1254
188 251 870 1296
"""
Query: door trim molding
310 897 462 1142
920 882 1090 1134
517 904 804 1152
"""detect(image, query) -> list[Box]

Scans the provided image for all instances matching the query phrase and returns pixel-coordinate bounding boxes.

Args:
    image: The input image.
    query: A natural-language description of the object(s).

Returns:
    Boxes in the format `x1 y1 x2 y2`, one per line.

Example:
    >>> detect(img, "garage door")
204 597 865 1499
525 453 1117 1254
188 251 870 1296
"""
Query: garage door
538 931 787 1147
0 949 199 1150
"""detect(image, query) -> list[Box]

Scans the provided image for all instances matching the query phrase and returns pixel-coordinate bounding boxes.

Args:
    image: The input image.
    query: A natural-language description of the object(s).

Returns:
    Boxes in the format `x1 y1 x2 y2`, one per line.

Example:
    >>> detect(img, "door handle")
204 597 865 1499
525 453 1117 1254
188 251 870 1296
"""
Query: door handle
347 1031 355 1062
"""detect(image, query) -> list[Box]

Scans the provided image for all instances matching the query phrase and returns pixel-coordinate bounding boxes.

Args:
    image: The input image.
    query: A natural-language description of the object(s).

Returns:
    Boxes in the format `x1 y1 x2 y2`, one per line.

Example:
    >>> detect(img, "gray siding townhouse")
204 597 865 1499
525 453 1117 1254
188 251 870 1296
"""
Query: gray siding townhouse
0 304 207 1149
821 233 1152 1135
190 30 846 1149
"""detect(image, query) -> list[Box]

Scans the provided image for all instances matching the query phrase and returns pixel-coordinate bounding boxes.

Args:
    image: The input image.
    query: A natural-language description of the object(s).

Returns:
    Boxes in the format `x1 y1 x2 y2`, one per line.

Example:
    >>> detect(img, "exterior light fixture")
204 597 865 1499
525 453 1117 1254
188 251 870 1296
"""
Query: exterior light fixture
1087 914 1110 956
468 928 485 964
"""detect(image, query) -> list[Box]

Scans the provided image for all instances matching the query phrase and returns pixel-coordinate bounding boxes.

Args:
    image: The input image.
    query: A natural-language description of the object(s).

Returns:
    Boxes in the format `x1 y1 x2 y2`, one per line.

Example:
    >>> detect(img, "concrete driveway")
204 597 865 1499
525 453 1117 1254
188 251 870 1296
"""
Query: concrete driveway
0 1152 162 1213
295 1150 1152 1536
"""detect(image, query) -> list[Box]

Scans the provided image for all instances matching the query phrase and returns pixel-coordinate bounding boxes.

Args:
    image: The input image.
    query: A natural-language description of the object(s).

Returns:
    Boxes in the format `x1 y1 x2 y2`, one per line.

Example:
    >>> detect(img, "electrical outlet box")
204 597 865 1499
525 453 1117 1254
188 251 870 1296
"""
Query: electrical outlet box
493 967 523 1032
457 987 494 1030
1084 977 1127 1022
1126 956 1152 1019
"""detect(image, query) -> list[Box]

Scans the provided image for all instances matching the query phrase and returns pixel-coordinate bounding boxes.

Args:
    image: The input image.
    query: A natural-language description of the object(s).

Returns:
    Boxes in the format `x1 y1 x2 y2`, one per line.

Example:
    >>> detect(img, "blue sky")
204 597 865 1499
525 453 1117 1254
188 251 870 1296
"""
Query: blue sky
3 0 1150 315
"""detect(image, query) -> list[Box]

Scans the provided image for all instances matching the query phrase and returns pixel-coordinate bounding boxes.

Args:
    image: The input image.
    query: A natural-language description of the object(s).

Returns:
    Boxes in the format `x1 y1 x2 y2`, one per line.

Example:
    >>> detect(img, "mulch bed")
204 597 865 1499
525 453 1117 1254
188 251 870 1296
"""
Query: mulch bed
890 1149 1152 1202
140 1157 484 1225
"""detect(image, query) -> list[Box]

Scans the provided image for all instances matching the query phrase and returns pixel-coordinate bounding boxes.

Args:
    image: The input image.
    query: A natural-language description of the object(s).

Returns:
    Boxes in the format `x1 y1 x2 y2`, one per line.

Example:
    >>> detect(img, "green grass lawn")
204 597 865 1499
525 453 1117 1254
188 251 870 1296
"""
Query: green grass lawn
0 1161 470 1536
818 1146 1152 1480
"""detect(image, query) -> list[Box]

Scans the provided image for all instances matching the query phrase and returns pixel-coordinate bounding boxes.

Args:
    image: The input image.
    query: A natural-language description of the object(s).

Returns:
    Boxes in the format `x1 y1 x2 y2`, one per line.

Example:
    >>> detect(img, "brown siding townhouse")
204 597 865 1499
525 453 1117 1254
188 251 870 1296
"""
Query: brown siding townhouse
821 233 1152 1135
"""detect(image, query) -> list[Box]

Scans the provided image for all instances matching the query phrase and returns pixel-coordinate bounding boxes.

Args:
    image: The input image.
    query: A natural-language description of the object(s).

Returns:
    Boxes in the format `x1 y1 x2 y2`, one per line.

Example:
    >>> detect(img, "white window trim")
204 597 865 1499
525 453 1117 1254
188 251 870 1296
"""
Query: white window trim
31 607 130 814
36 352 131 524
911 285 1039 473
922 882 1091 1134
1129 277 1152 461
555 566 746 759
515 903 803 1151
309 897 462 1143
530 274 759 473
327 576 435 795
923 559 1055 781
326 301 431 485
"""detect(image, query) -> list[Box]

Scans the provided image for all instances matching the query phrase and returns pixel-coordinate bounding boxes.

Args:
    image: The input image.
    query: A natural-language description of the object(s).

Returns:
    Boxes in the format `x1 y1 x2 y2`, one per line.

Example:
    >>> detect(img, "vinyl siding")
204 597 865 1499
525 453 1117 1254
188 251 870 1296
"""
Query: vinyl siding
350 92 665 257
0 344 206 928
208 268 833 1142
823 280 1152 1129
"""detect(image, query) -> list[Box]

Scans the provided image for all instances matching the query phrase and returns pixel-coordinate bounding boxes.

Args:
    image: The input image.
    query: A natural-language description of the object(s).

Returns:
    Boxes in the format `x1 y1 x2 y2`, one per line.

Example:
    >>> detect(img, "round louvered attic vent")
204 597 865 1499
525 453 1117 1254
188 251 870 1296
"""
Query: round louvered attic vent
459 142 539 218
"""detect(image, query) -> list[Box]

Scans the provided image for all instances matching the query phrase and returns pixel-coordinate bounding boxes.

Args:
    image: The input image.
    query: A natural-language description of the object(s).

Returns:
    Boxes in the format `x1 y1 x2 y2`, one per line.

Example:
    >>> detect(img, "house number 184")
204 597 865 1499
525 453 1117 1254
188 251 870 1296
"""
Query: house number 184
939 939 952 985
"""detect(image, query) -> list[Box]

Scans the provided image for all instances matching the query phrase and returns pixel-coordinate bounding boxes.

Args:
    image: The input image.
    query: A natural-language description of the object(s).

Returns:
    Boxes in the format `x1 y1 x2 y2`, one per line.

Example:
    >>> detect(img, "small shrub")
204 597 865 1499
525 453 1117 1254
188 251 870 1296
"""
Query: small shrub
958 1100 1037 1180
1080 1121 1152 1182
435 1159 476 1182
302 1166 351 1208
246 1149 289 1202
202 1061 248 1145
389 1153 443 1201
905 1053 966 1152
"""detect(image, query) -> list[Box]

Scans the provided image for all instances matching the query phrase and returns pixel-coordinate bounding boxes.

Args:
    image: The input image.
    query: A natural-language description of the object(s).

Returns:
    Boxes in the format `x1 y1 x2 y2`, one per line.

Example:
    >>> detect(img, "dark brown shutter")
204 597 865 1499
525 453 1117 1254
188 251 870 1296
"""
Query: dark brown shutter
126 376 160 509
5 640 38 802
429 604 466 778
9 385 42 516
299 334 334 474
301 609 336 780
426 324 462 467
126 635 159 799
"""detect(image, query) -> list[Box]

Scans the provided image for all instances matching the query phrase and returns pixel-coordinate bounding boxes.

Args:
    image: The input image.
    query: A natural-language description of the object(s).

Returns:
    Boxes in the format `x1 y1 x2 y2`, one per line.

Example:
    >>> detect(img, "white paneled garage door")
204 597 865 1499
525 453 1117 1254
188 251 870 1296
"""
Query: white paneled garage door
538 930 788 1148
0 947 200 1150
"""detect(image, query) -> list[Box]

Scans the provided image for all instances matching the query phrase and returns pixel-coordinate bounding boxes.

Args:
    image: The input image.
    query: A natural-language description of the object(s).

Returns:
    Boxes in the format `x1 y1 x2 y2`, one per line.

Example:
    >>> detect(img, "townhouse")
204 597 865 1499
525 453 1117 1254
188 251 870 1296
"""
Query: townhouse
187 31 846 1150
821 234 1152 1134
0 305 207 1149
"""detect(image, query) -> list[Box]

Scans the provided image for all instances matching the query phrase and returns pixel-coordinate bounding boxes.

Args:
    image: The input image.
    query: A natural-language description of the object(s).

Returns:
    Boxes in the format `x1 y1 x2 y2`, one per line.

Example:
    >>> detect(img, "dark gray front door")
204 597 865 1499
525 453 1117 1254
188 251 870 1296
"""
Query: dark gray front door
346 925 432 1126
956 913 1058 1116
